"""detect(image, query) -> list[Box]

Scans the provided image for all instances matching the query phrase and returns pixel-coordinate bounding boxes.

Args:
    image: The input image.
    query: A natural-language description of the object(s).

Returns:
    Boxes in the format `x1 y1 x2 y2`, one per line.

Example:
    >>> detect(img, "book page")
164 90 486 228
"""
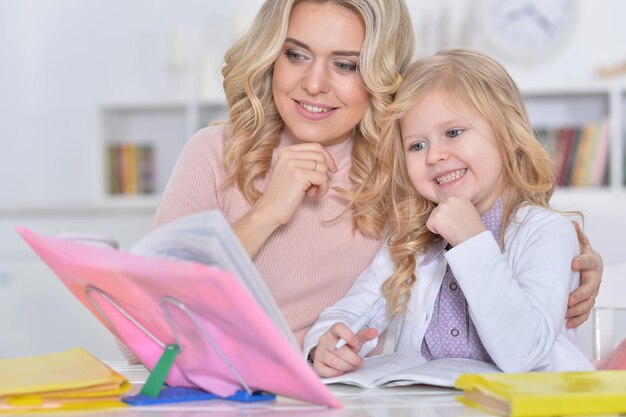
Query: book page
322 352 500 389
130 210 297 349
322 352 425 388
376 357 500 388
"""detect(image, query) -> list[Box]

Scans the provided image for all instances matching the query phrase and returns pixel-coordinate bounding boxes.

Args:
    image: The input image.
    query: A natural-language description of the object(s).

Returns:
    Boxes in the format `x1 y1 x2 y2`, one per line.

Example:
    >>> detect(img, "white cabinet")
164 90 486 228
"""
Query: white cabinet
97 99 228 205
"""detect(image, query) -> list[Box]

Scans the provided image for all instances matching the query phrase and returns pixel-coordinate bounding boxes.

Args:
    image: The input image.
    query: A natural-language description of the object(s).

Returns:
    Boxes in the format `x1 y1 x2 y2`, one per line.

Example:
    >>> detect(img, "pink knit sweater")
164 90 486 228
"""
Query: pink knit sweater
153 125 384 346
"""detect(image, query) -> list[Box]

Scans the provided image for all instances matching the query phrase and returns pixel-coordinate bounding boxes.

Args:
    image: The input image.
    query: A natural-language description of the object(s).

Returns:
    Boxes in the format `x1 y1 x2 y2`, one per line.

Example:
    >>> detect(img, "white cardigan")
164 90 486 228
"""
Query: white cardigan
304 205 593 372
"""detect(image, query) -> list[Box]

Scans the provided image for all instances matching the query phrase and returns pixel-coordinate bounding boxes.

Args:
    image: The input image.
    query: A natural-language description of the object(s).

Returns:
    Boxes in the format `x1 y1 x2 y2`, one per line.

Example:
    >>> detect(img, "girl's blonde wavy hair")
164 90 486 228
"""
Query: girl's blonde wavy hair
221 0 414 238
378 48 556 315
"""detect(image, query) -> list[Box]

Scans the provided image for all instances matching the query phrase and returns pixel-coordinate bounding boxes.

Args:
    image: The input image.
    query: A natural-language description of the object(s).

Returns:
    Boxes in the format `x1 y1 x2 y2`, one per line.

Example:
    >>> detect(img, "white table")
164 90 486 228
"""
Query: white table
84 362 489 417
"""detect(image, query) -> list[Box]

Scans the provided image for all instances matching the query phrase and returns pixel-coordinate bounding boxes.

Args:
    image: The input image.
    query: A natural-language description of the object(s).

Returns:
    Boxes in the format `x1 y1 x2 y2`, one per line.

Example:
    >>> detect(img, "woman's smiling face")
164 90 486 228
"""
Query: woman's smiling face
272 1 369 146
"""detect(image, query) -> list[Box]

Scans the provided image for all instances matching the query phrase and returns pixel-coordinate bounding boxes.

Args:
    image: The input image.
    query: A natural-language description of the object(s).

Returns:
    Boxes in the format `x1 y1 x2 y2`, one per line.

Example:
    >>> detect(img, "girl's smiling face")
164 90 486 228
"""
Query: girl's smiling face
401 90 506 214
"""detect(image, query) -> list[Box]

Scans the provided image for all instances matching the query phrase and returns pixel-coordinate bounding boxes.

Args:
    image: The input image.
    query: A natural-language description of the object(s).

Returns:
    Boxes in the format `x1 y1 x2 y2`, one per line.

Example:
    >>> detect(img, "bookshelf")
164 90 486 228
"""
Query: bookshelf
97 99 228 205
97 81 626 205
523 81 625 191
522 81 626 268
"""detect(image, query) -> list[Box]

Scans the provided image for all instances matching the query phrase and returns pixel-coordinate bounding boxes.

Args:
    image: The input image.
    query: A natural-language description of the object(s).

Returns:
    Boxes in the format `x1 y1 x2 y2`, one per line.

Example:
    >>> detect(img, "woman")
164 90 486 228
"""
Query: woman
152 0 601 347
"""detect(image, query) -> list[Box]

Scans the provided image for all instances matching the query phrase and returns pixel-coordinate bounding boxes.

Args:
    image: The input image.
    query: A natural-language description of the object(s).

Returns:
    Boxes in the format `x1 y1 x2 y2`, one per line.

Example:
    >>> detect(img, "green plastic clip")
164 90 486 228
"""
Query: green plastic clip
140 344 181 397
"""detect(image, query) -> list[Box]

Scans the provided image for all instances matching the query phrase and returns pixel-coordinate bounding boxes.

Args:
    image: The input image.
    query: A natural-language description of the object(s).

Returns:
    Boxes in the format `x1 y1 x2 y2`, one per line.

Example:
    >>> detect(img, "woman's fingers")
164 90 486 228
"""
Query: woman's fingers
280 143 338 173
571 221 590 250
572 253 603 279
565 296 594 329
565 221 602 330
568 264 600 307
566 269 597 330
280 150 332 174
257 144 337 225
278 151 333 198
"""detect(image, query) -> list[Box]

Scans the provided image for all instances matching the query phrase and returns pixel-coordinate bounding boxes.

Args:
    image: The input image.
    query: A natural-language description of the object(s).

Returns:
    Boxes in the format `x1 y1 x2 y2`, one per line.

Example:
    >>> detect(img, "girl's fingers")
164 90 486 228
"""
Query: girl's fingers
317 346 363 372
356 327 378 344
314 363 346 378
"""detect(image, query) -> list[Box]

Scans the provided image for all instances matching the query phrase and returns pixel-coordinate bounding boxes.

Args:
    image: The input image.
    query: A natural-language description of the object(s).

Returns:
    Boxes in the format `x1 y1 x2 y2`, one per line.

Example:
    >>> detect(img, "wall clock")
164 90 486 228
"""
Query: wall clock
478 0 577 61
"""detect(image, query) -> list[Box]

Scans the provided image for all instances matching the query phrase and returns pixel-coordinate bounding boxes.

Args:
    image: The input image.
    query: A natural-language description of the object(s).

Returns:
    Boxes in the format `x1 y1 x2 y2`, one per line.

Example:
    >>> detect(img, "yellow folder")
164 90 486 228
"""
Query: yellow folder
455 370 626 417
0 348 131 412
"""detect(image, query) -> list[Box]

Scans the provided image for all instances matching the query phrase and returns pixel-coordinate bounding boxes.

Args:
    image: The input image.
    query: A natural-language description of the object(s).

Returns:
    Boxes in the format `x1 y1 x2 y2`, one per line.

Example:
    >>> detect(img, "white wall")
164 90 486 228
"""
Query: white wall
501 0 626 85
0 0 625 207
0 0 263 207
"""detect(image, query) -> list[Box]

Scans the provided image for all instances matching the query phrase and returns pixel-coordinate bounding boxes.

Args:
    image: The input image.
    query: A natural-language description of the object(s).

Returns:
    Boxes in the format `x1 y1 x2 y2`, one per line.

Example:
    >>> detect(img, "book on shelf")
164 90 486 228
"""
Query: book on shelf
557 127 579 186
455 369 626 417
17 210 340 407
322 351 500 389
536 121 609 187
590 119 610 186
569 124 596 187
0 348 130 412
106 142 155 196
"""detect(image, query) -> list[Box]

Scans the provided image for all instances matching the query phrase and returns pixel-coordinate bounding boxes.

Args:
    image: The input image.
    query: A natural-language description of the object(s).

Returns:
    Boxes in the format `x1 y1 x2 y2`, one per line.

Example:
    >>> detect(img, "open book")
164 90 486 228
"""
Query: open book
323 351 500 389
17 210 340 407
129 210 297 349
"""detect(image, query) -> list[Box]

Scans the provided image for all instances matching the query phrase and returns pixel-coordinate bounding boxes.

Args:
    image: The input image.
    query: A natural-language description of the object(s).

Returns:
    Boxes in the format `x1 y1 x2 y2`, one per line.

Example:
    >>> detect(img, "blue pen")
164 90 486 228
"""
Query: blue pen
335 297 386 350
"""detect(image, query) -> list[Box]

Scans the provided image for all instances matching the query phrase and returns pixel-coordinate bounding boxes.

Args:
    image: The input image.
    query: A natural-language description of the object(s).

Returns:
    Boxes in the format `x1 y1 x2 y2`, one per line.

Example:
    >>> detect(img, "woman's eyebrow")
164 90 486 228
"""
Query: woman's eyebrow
284 37 360 57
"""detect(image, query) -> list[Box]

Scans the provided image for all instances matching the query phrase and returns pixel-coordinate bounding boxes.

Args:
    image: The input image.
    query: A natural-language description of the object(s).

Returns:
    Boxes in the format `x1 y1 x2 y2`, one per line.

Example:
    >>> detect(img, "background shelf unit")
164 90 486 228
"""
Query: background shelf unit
522 82 626 269
98 99 228 204
99 82 626 205
523 82 624 190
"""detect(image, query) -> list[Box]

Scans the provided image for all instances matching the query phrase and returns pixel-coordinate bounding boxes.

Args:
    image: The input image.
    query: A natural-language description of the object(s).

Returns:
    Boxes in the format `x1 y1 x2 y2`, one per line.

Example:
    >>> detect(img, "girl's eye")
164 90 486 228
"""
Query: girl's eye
334 60 358 72
447 129 463 138
285 50 307 62
409 142 426 151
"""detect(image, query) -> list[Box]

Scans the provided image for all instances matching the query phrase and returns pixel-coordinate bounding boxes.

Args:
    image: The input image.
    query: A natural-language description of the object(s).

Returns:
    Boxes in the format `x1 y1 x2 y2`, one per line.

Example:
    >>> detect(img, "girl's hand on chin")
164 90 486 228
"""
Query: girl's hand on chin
426 196 486 246
254 143 338 227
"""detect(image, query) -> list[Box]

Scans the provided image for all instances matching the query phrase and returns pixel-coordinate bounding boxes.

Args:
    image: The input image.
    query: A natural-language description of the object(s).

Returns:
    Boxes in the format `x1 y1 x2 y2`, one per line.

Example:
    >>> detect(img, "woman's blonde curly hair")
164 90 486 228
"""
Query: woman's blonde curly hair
221 0 414 239
376 48 557 315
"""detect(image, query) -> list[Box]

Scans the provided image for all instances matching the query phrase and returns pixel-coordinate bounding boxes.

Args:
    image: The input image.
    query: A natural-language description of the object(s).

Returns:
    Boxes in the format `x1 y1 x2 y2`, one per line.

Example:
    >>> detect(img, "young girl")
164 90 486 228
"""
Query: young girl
304 48 594 377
